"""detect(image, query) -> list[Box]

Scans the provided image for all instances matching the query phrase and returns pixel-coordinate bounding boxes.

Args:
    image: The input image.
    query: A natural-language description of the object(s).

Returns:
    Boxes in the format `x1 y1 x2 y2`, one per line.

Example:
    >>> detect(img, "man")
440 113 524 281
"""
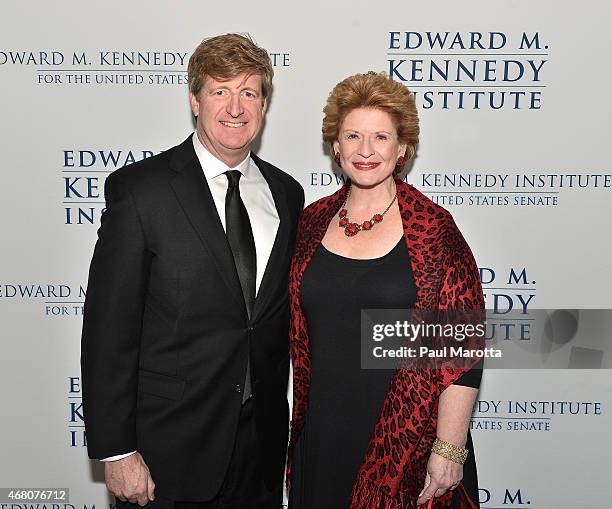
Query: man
81 33 304 509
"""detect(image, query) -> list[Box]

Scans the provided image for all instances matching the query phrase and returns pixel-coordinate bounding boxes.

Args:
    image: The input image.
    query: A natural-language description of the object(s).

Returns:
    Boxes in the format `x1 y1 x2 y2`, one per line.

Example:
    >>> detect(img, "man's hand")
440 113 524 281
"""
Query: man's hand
415 452 463 506
105 452 155 506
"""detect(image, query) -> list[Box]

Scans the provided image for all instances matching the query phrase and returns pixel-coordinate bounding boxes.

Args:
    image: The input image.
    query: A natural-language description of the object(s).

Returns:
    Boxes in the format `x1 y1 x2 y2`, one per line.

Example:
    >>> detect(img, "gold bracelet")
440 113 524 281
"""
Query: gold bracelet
431 437 469 464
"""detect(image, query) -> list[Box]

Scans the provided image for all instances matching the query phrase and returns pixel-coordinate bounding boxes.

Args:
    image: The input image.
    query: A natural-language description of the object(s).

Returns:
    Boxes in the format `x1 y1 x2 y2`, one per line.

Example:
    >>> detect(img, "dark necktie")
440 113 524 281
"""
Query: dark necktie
224 170 256 401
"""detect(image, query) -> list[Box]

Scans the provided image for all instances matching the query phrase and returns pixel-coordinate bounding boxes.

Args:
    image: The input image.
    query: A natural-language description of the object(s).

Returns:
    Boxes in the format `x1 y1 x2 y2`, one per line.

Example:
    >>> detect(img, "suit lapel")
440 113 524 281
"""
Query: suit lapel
251 153 291 321
168 137 246 316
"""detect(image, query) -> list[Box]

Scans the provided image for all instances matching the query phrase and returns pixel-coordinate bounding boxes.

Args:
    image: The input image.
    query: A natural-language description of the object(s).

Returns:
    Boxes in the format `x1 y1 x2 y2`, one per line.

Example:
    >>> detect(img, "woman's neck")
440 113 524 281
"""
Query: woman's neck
346 176 397 212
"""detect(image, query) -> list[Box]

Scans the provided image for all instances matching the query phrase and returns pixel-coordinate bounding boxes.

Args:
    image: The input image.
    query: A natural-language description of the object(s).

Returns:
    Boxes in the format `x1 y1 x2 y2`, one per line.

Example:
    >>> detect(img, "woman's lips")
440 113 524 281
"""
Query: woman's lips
352 161 381 171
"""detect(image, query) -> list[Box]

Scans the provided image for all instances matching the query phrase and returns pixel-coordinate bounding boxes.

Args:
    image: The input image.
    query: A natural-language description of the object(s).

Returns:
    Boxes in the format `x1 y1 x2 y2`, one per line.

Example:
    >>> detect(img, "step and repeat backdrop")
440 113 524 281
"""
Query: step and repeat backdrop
1 1 611 508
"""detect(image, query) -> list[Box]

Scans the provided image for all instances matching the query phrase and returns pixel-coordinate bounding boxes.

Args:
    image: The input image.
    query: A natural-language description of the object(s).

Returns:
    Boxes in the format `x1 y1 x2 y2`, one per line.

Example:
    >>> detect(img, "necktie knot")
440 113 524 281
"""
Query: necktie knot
225 170 242 189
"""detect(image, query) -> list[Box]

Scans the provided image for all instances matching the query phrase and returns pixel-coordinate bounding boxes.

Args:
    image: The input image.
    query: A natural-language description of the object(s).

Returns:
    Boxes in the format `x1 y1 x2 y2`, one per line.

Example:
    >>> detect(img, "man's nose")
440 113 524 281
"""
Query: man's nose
226 93 244 117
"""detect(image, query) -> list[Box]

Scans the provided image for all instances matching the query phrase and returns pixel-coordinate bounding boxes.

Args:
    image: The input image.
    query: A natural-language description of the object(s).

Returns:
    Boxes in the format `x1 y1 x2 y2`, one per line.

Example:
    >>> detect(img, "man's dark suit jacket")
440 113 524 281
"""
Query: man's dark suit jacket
81 136 304 501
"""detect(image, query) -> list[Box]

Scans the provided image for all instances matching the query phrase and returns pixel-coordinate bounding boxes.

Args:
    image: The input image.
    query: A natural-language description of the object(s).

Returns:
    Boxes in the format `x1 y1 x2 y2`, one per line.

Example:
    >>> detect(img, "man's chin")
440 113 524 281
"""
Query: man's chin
219 138 255 153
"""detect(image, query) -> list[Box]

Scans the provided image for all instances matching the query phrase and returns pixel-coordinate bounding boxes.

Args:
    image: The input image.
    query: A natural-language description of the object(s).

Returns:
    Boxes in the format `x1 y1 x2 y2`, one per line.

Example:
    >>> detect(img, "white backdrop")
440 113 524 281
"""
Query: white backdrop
1 2 611 508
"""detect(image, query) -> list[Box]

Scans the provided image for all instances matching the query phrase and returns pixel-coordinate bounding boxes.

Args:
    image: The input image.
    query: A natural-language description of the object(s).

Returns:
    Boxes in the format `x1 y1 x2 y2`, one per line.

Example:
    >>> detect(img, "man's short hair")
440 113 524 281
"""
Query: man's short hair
188 33 274 99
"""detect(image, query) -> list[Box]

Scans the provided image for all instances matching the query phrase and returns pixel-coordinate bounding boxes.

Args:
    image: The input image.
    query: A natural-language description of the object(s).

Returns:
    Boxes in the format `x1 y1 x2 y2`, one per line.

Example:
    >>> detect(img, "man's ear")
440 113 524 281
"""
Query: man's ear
262 97 268 115
189 91 200 117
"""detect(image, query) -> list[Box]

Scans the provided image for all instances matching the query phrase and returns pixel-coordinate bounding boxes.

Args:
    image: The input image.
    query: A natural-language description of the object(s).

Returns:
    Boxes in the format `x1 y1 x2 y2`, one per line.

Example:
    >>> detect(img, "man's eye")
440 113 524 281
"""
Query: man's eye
243 91 257 99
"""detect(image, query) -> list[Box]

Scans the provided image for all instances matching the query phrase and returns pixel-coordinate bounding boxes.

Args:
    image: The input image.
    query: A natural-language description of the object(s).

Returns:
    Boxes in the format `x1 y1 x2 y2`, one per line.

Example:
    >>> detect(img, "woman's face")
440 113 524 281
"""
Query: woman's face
333 107 407 188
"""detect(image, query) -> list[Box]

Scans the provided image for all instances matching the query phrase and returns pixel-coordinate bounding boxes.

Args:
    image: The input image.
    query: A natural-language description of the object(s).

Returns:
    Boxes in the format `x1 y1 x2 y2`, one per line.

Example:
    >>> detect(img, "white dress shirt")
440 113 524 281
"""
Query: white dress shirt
191 132 280 294
101 133 280 462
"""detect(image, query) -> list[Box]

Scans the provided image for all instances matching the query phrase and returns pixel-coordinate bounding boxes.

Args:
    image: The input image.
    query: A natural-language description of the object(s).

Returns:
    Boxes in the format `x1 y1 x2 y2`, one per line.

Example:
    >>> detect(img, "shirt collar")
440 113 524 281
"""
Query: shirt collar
192 131 251 180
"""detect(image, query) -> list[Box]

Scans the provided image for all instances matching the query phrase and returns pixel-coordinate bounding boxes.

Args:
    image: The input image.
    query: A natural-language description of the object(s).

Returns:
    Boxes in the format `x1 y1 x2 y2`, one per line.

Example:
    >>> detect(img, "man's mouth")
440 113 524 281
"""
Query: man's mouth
220 121 247 128
353 162 381 170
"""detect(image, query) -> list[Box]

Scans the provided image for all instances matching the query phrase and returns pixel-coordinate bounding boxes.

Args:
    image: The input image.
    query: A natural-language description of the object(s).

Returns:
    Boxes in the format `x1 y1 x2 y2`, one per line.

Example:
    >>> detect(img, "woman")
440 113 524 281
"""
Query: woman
288 72 484 509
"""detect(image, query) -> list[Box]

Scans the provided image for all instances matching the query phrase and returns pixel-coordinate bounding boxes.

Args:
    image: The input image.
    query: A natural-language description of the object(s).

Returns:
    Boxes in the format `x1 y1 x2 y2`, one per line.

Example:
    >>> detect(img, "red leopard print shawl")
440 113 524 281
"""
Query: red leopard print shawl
288 176 484 509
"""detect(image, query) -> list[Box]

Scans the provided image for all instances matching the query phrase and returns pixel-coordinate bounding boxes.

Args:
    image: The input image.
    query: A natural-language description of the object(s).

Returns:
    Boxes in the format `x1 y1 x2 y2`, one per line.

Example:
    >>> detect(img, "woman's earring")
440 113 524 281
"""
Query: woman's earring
334 152 341 164
395 155 406 168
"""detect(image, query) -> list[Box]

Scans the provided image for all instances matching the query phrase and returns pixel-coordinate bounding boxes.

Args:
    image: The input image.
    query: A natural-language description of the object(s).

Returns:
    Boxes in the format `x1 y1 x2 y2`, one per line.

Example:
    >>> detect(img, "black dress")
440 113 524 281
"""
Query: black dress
289 238 481 509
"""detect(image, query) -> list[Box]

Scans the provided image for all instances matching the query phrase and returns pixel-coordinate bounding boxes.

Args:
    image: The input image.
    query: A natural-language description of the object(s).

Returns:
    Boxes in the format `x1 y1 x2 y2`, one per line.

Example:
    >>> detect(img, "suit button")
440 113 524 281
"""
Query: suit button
235 384 242 393
247 325 254 331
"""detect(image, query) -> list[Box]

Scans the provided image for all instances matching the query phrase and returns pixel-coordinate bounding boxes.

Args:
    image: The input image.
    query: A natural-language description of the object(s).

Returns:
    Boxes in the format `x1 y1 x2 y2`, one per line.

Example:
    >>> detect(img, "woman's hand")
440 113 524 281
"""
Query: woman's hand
416 452 463 506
